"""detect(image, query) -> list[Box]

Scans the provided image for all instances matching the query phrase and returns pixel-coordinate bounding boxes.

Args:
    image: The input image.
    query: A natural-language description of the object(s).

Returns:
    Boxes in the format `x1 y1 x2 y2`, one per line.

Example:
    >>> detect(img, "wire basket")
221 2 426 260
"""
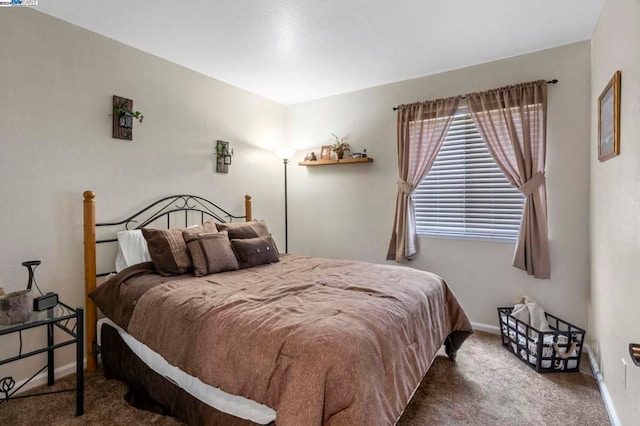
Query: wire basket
497 307 585 373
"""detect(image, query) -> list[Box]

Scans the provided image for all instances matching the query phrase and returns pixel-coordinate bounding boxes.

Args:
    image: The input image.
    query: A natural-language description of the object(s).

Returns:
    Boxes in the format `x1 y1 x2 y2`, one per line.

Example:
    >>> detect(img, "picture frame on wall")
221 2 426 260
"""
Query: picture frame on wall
598 70 621 162
320 145 332 160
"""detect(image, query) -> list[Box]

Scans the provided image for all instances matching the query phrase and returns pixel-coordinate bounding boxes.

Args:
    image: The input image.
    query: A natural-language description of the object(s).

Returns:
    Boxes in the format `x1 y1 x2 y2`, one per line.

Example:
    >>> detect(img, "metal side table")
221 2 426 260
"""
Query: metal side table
0 302 83 416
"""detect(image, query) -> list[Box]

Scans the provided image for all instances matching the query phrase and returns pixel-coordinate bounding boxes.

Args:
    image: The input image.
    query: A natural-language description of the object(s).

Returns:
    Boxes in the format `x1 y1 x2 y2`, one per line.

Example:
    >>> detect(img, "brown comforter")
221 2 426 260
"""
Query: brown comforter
90 255 472 425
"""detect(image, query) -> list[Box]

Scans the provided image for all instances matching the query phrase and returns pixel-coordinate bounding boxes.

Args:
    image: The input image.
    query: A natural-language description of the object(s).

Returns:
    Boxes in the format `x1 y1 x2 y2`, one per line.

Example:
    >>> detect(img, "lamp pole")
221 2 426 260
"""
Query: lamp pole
283 158 289 253
275 148 295 254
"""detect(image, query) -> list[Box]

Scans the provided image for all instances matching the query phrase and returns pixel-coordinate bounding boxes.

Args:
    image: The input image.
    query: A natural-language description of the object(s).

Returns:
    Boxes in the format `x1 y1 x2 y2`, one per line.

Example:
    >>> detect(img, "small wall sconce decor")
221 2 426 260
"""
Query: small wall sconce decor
216 140 233 173
112 95 144 141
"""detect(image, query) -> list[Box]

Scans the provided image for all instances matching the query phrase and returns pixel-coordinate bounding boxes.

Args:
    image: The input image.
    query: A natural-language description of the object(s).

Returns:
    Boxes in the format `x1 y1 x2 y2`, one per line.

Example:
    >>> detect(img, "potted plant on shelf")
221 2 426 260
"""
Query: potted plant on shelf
113 104 144 129
331 134 351 159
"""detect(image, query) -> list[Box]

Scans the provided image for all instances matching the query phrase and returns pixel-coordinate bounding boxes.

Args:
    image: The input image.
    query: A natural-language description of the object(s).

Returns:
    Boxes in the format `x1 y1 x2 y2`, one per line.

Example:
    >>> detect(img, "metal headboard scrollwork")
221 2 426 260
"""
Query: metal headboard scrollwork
94 194 248 277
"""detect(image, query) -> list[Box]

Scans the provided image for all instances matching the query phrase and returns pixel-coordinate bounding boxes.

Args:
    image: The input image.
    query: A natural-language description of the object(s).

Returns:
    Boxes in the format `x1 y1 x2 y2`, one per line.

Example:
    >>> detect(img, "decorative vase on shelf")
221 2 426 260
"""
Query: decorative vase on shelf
330 151 338 160
336 150 345 160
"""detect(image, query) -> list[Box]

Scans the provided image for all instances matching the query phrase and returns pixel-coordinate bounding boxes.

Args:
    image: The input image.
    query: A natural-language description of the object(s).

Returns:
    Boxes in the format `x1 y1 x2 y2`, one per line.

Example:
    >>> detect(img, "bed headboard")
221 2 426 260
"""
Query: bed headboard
82 191 252 372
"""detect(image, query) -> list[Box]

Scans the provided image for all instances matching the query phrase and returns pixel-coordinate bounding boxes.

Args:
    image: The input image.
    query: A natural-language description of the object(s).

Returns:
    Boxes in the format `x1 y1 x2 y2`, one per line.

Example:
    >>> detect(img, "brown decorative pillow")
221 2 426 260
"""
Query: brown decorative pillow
183 230 239 276
231 235 280 269
142 220 217 276
216 220 271 240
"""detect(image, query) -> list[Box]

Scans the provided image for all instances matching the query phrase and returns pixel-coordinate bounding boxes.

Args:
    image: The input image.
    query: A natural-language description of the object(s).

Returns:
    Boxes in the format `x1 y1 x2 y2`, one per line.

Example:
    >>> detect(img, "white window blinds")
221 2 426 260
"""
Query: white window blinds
413 107 525 241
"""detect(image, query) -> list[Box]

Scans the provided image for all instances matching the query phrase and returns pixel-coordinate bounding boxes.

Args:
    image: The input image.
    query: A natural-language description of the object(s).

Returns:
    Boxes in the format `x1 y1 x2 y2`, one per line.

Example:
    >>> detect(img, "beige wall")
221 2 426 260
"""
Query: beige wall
0 10 286 382
286 41 592 328
590 0 640 424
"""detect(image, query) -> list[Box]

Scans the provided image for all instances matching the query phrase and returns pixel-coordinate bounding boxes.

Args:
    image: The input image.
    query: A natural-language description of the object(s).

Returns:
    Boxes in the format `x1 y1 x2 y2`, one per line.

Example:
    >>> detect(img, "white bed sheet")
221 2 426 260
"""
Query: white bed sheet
97 318 276 424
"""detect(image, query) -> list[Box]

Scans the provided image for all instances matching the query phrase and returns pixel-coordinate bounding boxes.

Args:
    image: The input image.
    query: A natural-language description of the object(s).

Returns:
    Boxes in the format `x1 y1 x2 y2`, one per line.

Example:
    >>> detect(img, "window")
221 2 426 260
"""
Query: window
413 107 525 241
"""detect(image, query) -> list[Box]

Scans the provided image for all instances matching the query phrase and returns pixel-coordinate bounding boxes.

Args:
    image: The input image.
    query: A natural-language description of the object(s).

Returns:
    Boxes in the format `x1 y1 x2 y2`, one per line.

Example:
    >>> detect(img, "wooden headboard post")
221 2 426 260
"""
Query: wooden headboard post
83 190 98 372
245 195 252 221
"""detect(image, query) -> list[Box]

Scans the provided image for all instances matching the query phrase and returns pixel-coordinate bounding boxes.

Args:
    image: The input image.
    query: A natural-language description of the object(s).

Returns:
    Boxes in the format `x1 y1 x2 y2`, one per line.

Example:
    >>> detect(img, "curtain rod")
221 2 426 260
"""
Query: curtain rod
391 79 558 111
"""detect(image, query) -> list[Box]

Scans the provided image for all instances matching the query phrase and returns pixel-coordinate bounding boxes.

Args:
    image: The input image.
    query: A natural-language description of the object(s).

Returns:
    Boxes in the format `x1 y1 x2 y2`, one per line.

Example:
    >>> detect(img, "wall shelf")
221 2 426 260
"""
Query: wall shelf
298 158 373 166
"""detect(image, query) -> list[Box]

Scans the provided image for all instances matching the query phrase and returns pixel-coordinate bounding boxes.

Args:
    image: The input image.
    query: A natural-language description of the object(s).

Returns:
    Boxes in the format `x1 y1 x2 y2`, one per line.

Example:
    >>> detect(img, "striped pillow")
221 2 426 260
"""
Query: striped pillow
183 230 239 276
142 220 217 276
216 220 271 239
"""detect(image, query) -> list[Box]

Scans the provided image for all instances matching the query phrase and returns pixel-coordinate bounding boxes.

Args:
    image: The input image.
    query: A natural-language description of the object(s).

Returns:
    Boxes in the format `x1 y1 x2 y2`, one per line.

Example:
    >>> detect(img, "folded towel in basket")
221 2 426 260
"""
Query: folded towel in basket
511 295 551 334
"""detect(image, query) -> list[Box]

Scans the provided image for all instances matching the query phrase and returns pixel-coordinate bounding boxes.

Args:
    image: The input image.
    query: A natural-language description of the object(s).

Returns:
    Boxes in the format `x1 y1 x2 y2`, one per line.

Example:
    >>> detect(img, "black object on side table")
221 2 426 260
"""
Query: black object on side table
0 302 84 416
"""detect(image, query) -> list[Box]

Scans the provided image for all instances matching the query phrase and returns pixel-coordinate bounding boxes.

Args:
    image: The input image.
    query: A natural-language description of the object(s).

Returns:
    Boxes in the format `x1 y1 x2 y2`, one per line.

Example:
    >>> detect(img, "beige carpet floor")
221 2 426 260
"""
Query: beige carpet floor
0 332 611 425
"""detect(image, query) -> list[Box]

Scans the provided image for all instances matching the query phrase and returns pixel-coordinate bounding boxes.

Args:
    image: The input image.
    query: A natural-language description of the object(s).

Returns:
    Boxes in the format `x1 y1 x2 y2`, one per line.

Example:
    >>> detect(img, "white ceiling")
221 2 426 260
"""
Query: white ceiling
37 0 603 105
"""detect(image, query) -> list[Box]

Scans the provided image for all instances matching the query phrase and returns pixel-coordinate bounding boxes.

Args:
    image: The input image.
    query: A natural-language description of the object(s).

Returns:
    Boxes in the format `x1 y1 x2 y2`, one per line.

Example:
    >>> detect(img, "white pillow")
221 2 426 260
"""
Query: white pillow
115 229 152 273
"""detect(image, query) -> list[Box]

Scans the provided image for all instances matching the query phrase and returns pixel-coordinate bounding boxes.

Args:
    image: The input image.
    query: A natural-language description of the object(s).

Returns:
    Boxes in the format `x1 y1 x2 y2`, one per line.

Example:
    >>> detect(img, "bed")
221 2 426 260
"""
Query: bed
82 191 473 425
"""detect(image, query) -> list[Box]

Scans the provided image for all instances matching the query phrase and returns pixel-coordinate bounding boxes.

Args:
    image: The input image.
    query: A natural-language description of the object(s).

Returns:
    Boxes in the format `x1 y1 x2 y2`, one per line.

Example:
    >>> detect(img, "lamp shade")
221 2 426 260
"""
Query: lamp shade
274 147 296 160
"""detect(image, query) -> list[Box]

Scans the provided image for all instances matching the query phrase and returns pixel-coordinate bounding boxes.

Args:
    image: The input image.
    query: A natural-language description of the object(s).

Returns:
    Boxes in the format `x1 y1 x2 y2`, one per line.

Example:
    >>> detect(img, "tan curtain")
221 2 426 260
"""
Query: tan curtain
387 96 460 262
466 80 550 278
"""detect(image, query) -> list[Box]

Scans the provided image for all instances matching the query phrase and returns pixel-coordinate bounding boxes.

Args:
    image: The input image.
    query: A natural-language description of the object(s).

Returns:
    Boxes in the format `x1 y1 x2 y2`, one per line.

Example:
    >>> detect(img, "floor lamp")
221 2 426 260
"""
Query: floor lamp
275 148 295 253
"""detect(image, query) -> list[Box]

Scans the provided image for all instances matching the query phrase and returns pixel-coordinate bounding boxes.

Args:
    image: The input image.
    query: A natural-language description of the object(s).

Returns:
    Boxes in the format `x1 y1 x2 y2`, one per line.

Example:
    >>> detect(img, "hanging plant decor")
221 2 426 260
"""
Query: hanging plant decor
112 95 144 140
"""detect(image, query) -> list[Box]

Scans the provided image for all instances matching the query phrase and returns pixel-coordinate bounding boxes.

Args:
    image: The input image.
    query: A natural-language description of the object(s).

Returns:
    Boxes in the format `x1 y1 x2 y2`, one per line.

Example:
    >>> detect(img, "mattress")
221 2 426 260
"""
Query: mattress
97 317 276 424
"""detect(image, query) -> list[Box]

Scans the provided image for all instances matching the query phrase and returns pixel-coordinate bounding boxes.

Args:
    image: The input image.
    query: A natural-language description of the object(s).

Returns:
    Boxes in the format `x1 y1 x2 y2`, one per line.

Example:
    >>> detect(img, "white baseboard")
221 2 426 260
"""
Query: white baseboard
12 361 78 395
584 344 620 426
471 321 500 335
